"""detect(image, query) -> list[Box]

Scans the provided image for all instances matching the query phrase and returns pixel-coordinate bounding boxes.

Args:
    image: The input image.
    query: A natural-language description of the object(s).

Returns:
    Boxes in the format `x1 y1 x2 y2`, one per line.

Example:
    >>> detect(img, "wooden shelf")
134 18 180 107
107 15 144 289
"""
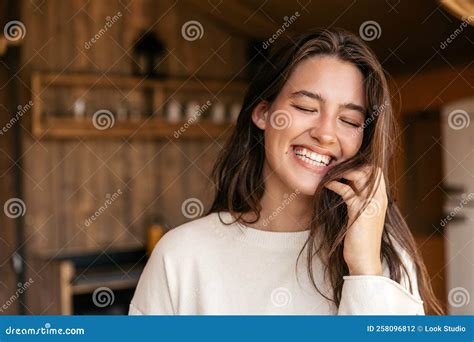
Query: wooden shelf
31 72 244 139
40 117 234 139
32 248 149 315
71 266 143 295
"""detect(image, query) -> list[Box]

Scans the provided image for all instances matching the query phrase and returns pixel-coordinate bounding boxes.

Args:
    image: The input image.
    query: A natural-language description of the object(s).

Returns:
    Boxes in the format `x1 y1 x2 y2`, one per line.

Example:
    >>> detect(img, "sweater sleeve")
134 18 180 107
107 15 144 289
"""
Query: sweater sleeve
128 241 176 315
337 246 425 315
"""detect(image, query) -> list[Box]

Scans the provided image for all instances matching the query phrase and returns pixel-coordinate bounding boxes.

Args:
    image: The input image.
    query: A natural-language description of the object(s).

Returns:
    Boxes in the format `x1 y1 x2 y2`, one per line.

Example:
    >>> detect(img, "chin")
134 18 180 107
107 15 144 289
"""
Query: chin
295 179 322 196
281 173 322 196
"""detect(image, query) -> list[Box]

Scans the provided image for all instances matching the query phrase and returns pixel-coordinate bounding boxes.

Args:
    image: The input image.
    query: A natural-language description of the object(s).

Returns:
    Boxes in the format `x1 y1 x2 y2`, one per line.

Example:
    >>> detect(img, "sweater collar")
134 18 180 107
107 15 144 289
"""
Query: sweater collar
215 212 311 249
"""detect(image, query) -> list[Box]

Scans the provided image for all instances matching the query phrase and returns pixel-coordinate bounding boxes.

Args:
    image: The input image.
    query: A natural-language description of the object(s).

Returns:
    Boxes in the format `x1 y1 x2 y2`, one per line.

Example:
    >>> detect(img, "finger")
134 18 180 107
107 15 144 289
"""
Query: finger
341 165 375 195
373 168 388 199
341 169 371 194
325 180 357 203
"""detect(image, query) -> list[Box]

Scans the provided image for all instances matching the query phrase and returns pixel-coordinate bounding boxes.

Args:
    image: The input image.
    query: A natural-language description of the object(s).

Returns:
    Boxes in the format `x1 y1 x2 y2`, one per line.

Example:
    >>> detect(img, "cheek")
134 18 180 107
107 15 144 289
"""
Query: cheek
264 112 303 156
339 132 363 157
264 127 290 162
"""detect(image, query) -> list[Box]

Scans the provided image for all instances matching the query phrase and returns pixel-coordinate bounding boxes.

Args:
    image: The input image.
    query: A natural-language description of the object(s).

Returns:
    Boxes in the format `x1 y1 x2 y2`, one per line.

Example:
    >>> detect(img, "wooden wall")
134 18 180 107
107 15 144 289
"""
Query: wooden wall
391 66 474 313
0 0 23 315
11 0 471 314
19 0 248 257
0 40 19 315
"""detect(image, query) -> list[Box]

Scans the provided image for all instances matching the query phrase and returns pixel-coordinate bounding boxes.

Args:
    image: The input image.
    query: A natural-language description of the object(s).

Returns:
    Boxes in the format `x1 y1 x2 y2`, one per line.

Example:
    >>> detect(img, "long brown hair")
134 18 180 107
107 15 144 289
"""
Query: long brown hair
207 28 443 314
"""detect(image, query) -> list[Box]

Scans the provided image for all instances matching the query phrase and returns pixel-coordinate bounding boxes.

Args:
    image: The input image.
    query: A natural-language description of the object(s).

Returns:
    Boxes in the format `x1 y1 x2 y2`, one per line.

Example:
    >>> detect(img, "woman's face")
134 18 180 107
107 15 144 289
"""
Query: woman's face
252 55 367 196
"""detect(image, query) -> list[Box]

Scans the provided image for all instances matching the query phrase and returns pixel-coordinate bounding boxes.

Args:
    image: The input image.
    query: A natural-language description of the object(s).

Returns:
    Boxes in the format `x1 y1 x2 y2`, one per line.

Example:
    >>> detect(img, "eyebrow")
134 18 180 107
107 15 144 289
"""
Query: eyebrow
290 90 366 116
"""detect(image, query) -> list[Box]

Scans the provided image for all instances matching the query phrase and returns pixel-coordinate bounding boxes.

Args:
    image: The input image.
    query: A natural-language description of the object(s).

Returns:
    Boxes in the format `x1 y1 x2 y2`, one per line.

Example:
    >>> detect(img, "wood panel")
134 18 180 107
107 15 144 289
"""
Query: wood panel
0 43 20 316
19 0 242 261
415 234 448 313
392 64 474 115
17 0 463 316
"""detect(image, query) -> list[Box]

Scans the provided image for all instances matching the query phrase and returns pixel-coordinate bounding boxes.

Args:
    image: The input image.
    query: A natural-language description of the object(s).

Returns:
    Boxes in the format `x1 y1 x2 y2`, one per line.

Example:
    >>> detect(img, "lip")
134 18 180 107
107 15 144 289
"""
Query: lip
290 144 337 174
291 144 337 160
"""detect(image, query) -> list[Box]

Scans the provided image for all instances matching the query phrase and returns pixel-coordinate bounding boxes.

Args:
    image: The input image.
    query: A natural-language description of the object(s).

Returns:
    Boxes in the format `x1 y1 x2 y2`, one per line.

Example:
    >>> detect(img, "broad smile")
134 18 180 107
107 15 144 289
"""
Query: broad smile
290 145 337 173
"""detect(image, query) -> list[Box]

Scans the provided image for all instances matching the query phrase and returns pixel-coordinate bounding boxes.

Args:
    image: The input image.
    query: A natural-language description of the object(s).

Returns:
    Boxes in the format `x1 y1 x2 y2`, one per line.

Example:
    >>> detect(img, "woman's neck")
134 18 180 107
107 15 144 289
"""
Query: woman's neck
241 168 313 233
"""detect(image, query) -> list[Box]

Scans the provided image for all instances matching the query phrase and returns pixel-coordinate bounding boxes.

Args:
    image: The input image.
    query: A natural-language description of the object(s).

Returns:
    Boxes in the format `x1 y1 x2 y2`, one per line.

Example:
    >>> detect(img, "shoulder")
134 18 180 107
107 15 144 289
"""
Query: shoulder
151 212 223 259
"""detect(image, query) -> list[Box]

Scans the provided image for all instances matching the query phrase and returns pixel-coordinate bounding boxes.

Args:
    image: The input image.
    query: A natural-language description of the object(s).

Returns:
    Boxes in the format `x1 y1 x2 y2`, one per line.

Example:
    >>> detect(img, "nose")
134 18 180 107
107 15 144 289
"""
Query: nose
309 113 337 145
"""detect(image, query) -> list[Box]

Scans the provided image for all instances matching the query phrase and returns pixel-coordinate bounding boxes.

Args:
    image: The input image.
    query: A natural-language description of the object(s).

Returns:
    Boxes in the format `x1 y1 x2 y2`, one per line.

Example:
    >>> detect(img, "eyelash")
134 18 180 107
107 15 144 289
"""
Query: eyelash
292 104 361 128
341 119 361 128
291 104 317 113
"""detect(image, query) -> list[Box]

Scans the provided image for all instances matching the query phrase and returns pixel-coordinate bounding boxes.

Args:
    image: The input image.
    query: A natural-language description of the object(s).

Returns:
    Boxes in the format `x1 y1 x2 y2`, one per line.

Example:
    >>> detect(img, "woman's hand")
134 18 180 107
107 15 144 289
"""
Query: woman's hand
325 167 388 276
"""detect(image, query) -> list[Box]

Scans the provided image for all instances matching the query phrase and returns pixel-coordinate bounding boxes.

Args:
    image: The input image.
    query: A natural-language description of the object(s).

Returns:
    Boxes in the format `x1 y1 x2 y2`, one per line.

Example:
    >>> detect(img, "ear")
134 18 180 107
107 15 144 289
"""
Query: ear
251 101 269 130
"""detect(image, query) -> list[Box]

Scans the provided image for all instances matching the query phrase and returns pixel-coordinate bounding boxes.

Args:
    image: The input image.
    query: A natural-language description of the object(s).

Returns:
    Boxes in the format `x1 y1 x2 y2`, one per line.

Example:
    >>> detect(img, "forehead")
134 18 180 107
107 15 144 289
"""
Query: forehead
281 55 366 107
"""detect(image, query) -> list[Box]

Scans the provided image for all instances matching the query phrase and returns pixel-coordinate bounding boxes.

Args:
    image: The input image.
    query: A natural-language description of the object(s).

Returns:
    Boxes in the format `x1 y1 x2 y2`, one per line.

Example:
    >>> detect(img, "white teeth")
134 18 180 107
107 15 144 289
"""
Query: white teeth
293 147 331 166
293 146 332 167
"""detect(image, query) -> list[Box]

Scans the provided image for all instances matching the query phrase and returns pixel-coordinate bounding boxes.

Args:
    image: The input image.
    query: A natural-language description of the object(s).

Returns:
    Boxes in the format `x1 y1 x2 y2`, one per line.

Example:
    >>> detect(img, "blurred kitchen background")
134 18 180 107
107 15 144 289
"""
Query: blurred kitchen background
0 0 472 315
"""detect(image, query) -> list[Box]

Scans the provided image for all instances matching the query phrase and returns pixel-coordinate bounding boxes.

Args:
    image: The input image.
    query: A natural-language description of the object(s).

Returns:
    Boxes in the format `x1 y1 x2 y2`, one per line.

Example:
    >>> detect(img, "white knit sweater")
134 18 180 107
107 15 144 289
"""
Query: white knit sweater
129 212 425 315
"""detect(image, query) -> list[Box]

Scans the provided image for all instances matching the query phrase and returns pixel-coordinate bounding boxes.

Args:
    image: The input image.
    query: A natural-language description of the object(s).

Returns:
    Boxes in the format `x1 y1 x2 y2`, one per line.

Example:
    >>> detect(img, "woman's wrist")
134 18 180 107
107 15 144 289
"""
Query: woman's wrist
348 262 383 276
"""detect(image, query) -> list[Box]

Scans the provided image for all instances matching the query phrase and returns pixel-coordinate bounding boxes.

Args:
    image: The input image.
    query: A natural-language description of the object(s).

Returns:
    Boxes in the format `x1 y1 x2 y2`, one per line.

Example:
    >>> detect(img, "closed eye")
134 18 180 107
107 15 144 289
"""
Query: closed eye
291 104 317 113
340 119 361 128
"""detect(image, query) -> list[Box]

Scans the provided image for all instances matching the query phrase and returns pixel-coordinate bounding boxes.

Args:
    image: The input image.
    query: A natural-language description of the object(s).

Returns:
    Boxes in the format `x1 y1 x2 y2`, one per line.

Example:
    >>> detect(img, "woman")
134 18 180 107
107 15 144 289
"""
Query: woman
129 28 443 315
